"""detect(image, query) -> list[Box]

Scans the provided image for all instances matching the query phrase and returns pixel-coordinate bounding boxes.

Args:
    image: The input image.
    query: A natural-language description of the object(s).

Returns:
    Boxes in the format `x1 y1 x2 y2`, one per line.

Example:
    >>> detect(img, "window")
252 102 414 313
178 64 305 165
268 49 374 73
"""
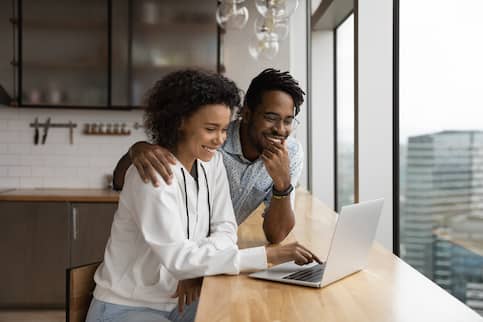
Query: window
335 13 355 211
399 0 483 316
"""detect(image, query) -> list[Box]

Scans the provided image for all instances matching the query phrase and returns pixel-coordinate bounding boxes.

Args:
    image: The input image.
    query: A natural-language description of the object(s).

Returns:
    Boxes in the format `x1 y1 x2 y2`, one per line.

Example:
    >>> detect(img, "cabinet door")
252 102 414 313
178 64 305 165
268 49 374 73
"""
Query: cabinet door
70 203 117 267
111 0 219 106
20 0 109 107
0 202 69 308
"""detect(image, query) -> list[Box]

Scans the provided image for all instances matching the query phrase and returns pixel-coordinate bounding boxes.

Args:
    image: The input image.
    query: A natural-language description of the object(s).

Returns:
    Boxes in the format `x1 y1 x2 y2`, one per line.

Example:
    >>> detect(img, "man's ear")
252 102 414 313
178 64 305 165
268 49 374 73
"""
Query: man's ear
179 117 186 130
240 106 251 124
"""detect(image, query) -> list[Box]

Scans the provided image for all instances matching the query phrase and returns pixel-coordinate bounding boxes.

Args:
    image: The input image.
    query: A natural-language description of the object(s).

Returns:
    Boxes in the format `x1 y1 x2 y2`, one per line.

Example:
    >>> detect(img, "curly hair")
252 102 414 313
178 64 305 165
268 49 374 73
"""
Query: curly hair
243 68 305 116
144 69 241 149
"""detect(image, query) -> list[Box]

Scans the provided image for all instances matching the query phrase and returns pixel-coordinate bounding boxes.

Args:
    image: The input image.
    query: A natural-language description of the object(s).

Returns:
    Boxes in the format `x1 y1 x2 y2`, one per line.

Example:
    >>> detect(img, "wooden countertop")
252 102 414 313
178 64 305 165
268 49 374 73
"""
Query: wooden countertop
0 189 119 202
195 189 483 322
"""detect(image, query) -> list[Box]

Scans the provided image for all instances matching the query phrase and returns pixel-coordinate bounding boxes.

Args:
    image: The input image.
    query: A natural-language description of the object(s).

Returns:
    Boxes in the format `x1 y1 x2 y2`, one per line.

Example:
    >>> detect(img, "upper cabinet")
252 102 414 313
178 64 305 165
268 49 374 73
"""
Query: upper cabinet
21 0 109 107
8 0 220 109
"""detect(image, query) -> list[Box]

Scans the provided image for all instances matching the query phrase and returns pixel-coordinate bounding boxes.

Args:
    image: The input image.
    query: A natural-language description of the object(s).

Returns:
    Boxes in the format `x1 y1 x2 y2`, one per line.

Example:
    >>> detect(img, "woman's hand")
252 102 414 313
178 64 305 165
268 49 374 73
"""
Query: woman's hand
171 277 203 313
266 242 322 266
129 142 177 185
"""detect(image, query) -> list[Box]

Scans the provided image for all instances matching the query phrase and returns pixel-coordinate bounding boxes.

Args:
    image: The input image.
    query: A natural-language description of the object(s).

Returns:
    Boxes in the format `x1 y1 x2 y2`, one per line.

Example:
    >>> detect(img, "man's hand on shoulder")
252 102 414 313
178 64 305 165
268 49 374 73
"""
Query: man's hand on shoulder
129 141 177 186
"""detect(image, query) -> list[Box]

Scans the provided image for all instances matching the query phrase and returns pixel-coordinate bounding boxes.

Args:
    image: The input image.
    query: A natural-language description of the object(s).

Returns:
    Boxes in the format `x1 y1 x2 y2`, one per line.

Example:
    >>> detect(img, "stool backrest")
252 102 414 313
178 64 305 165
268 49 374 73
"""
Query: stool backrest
66 262 101 322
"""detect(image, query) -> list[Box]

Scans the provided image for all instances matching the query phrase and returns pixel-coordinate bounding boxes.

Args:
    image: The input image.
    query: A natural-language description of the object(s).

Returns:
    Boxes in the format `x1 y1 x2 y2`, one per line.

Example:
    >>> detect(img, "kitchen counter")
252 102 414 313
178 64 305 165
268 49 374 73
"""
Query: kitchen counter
0 189 119 202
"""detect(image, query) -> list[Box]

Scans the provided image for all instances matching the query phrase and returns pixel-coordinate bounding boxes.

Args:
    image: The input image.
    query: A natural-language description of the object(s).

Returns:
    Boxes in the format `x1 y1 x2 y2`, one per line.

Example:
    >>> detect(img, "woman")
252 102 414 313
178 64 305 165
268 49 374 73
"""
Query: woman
86 70 318 322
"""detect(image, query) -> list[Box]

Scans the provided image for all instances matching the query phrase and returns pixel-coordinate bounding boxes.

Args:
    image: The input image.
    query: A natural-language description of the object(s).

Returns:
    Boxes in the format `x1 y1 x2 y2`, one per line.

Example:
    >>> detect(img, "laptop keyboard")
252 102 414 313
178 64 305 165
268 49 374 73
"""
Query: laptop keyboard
282 263 326 283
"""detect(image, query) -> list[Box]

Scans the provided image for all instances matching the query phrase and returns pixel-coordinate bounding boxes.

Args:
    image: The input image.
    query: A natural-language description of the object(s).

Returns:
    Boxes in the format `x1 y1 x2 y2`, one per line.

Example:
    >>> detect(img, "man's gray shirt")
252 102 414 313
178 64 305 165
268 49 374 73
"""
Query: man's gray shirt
220 120 304 224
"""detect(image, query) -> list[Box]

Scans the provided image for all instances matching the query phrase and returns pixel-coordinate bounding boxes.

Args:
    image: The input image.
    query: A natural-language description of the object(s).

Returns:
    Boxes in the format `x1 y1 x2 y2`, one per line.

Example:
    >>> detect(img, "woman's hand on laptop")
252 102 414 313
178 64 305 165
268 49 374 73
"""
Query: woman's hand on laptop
266 242 322 266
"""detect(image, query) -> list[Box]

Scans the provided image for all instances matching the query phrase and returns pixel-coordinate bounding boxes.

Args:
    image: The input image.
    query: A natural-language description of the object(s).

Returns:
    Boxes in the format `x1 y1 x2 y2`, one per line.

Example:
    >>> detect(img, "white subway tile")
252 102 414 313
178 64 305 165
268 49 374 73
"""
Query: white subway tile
8 167 31 177
32 144 77 155
11 131 35 144
31 167 52 177
0 109 144 189
0 120 8 130
88 176 107 189
32 167 74 177
43 176 90 188
0 108 19 120
61 156 92 167
0 155 20 165
7 120 29 129
19 177 43 188
0 131 22 143
19 156 46 166
77 167 97 177
7 144 31 154
0 177 19 189
89 157 118 167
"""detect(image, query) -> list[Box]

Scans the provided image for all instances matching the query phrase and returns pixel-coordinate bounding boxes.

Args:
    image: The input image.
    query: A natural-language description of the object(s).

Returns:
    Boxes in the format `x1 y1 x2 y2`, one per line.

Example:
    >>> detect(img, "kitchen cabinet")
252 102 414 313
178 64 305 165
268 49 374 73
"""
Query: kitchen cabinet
0 200 117 308
20 0 109 107
7 0 220 109
0 202 70 308
70 202 117 267
117 0 219 106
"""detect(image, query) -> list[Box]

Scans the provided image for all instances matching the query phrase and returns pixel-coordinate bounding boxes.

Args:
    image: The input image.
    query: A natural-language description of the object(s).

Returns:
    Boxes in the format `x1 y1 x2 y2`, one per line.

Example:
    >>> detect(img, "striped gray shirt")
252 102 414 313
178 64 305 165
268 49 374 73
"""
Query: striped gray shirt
220 120 304 224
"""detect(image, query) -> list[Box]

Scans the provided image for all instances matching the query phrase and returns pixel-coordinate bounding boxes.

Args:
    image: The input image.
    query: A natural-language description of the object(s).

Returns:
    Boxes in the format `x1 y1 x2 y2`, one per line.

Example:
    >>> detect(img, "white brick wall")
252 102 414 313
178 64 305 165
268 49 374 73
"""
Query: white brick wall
0 107 147 189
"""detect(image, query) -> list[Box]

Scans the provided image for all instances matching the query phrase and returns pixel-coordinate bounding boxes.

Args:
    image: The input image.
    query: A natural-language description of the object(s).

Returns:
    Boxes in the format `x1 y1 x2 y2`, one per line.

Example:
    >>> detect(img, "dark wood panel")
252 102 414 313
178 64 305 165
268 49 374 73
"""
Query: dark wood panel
70 203 117 267
0 202 70 308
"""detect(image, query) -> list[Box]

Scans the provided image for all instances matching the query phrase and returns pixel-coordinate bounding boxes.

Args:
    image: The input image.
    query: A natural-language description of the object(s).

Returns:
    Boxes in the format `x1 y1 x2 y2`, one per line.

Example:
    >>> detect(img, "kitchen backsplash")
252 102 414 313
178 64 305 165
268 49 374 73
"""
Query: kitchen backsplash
0 107 146 189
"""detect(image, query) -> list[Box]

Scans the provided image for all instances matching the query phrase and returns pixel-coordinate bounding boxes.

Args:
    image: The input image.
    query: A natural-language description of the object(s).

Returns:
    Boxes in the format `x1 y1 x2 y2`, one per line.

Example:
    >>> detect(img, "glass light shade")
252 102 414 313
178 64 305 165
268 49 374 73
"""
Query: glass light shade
255 0 299 19
216 2 249 30
254 15 289 41
248 34 279 60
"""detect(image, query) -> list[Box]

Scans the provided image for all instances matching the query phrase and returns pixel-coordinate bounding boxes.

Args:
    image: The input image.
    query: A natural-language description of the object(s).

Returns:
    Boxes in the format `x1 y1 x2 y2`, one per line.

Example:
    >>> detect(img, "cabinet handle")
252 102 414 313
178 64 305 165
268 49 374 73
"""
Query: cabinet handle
72 207 78 240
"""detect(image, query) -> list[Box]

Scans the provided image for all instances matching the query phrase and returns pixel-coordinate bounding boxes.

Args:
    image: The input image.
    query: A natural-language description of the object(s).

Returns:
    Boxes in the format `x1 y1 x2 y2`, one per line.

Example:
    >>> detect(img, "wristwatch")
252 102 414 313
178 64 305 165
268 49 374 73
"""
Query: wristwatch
272 184 294 199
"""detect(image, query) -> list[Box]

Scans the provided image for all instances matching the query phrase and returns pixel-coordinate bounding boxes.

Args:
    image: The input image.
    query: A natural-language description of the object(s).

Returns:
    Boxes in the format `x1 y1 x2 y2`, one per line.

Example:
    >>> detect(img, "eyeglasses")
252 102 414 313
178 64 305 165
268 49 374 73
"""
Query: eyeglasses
262 113 300 130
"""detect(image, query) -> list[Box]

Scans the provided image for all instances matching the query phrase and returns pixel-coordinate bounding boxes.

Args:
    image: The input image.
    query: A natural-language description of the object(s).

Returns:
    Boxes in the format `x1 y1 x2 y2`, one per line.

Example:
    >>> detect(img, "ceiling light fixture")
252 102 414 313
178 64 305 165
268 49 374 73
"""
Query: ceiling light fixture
216 0 299 61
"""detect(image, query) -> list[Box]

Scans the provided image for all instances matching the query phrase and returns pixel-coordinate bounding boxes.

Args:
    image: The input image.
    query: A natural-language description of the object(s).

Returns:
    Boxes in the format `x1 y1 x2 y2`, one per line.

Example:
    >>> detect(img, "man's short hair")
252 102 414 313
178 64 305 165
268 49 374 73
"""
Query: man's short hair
244 68 305 116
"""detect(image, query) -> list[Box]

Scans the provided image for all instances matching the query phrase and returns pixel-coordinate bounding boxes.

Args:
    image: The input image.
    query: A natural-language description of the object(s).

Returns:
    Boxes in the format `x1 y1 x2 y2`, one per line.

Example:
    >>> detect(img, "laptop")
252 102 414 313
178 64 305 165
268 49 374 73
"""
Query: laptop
249 198 384 288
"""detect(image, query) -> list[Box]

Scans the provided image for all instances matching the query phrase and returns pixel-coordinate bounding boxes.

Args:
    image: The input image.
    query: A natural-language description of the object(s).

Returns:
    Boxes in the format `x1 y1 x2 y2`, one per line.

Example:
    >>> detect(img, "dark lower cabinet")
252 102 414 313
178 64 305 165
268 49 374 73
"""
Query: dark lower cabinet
0 202 69 308
70 203 117 267
0 201 117 308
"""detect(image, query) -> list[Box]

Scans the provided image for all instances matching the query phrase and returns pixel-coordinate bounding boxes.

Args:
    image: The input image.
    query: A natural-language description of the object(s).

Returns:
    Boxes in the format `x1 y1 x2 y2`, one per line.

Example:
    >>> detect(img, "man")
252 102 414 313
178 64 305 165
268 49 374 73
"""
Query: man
113 68 305 243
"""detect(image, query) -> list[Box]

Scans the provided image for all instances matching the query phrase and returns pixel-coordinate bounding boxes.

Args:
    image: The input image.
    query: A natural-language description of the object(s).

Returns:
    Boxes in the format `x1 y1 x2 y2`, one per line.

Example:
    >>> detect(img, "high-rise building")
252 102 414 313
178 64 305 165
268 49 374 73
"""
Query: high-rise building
401 130 483 314
434 220 483 315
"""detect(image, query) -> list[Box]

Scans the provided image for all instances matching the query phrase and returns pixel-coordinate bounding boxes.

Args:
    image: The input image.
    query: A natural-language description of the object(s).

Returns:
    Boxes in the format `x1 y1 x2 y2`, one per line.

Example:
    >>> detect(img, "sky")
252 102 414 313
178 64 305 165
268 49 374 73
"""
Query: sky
399 0 483 143
337 14 354 146
336 1 483 145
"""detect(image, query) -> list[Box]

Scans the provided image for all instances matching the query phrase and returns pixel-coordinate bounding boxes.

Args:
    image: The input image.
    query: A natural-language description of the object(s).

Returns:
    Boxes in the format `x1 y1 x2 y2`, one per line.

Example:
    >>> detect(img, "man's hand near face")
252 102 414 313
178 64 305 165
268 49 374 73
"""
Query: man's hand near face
171 277 203 313
260 139 296 244
260 140 291 191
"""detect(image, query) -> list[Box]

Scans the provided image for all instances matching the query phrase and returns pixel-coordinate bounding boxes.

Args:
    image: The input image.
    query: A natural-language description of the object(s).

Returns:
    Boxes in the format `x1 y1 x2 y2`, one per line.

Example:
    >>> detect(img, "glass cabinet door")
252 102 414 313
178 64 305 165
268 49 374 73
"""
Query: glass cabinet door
126 0 218 106
20 0 108 107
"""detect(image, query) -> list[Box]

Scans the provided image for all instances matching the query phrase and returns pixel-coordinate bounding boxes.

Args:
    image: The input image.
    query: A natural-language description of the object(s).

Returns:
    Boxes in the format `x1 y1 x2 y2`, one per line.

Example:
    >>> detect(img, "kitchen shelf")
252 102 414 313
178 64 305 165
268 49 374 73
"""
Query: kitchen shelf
131 64 216 72
133 21 215 33
22 19 106 30
23 61 106 70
